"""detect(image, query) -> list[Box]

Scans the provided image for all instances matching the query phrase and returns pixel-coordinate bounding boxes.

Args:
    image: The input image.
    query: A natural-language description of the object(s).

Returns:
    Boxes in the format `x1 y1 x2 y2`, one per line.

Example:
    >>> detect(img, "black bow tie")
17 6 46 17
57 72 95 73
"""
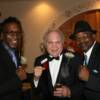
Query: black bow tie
48 56 59 61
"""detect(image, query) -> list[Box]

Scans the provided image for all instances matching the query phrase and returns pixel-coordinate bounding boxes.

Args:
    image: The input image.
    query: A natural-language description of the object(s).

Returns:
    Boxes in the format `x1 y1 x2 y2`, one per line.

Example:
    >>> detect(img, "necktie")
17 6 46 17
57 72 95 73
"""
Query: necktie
83 54 88 66
10 50 18 67
48 56 59 61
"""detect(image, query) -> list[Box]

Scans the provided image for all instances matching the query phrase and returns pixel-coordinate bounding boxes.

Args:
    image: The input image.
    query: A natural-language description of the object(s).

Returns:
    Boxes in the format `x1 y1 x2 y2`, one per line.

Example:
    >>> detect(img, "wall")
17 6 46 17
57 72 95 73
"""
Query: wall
0 0 100 72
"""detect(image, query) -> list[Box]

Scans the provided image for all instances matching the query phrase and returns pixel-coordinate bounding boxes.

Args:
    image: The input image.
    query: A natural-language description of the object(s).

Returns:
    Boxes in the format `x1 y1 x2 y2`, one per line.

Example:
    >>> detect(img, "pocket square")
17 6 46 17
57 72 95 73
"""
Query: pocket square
41 58 48 64
92 69 98 74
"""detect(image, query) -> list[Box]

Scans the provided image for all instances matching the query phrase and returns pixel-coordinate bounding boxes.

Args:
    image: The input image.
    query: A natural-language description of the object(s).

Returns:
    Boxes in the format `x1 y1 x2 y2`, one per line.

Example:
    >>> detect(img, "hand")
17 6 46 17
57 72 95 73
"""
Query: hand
54 83 62 91
33 66 45 80
16 66 27 80
79 65 89 81
21 82 31 91
53 85 71 97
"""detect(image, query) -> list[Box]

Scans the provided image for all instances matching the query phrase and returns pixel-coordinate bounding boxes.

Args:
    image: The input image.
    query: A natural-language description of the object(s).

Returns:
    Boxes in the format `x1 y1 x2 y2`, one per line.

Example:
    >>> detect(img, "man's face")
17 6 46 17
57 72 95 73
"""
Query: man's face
75 32 95 52
3 22 21 49
46 31 63 57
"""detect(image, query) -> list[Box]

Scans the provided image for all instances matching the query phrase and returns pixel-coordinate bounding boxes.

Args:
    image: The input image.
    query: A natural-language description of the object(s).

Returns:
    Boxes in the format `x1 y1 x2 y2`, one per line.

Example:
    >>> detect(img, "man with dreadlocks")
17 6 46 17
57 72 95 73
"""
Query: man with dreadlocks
0 16 27 100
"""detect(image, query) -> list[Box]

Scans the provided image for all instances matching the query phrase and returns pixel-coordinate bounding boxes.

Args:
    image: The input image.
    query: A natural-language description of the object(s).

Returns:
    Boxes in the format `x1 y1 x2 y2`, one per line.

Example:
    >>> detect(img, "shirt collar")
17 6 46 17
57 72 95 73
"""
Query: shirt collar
84 41 96 56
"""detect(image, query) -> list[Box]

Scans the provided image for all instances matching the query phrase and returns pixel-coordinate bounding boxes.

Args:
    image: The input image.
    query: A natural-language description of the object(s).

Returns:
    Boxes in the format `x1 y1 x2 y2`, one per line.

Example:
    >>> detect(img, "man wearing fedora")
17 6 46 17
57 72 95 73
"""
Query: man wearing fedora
70 20 100 100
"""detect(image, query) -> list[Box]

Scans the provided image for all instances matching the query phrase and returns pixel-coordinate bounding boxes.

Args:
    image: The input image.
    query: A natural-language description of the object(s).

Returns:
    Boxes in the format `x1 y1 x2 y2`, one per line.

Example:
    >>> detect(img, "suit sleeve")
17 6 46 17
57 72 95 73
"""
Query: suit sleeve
33 55 48 96
0 68 21 96
85 67 100 92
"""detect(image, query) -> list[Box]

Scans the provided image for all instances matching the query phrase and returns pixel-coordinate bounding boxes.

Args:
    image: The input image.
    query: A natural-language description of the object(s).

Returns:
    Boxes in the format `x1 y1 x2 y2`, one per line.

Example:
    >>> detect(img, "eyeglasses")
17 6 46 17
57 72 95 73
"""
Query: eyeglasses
4 31 22 34
4 31 22 38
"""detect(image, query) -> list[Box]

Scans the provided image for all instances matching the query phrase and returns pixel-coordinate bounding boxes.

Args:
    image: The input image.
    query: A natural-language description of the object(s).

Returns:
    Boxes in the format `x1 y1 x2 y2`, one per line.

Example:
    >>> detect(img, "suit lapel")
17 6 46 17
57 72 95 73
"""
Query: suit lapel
0 43 17 70
43 61 53 92
55 54 70 84
88 43 100 69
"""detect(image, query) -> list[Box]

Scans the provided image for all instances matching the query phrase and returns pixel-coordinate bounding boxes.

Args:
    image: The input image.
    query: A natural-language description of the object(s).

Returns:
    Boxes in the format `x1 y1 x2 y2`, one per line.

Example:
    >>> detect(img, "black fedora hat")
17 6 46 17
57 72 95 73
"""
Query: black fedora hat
70 20 96 39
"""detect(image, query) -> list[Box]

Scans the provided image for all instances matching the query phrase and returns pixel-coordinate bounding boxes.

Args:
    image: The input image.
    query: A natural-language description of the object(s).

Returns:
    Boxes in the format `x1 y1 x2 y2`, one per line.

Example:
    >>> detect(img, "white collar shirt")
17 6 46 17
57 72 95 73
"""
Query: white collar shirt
49 54 63 86
84 41 96 65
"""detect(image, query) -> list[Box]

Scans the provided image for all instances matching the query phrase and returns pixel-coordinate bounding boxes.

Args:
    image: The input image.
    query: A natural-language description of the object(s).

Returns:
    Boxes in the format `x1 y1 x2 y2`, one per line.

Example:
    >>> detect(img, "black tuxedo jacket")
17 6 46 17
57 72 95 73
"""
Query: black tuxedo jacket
33 53 84 100
80 42 100 100
0 42 22 100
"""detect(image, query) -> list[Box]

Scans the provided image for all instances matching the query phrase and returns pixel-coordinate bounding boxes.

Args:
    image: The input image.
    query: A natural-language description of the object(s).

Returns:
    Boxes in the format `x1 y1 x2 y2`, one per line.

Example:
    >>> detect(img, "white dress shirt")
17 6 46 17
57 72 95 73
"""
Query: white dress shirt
49 54 62 86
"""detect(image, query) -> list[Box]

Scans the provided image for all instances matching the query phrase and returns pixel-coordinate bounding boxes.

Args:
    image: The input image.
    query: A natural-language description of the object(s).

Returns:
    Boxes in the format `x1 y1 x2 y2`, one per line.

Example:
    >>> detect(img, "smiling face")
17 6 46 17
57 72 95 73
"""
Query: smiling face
75 32 96 52
3 22 22 49
45 31 64 57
